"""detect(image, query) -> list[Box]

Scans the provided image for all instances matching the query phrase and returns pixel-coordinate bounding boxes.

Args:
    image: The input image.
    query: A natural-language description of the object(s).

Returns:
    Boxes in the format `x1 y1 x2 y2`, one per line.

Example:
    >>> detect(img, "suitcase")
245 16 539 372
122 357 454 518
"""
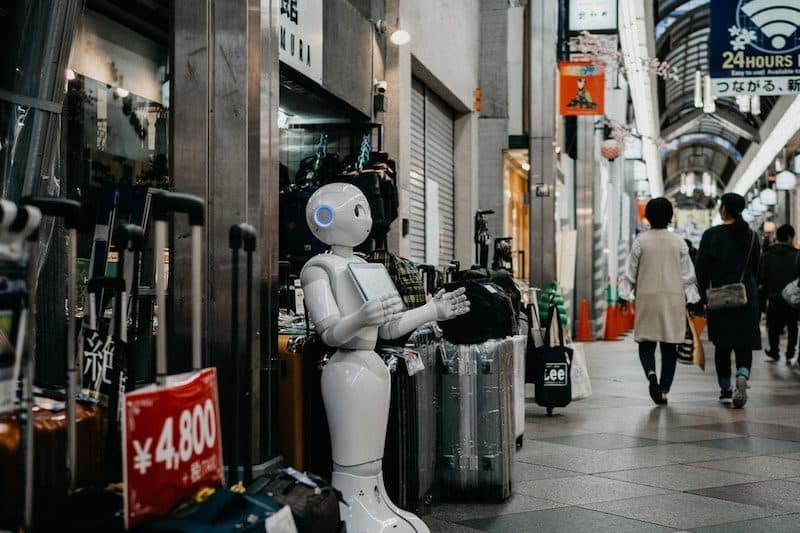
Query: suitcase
381 325 439 514
436 338 515 502
511 334 528 448
277 333 307 471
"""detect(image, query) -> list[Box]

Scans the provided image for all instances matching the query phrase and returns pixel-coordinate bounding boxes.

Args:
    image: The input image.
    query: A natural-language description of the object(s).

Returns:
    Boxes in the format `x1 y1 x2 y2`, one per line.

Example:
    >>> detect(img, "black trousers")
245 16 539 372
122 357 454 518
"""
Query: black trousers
638 341 678 393
767 297 798 357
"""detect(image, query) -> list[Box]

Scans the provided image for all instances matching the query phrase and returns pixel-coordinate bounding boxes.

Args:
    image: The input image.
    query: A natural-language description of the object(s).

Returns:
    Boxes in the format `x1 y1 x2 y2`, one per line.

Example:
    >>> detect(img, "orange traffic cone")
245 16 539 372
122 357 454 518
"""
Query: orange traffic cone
576 299 593 342
604 304 621 341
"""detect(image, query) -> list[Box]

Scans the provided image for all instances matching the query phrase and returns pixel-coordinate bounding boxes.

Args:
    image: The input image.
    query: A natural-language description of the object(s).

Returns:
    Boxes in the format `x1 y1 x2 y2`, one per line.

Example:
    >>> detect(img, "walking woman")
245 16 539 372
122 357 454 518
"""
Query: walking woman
620 198 700 405
696 193 761 408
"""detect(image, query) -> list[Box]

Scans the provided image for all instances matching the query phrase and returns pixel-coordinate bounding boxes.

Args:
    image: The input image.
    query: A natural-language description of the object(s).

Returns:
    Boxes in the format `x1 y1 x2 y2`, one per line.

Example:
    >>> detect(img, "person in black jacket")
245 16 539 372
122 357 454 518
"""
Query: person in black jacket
759 224 799 364
696 193 761 408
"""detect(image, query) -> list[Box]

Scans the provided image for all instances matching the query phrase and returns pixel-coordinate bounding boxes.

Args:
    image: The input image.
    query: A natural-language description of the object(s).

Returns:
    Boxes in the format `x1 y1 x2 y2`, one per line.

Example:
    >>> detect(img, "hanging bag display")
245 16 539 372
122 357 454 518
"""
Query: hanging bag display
706 232 755 311
533 304 573 415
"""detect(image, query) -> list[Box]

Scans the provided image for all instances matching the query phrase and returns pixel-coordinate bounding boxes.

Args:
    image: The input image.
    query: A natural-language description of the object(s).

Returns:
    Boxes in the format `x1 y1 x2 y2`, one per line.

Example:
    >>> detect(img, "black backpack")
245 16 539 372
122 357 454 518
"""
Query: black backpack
439 279 515 345
454 268 521 319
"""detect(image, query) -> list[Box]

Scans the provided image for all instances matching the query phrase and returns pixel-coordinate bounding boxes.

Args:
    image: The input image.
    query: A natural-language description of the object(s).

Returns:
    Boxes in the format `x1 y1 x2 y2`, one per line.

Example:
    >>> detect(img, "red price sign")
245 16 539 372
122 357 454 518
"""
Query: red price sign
122 367 224 528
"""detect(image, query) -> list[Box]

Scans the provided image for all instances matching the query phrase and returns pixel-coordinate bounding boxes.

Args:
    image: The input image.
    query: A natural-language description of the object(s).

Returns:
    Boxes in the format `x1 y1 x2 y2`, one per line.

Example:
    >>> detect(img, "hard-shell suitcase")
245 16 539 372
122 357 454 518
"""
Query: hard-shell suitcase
437 338 515 502
511 334 528 447
277 333 307 471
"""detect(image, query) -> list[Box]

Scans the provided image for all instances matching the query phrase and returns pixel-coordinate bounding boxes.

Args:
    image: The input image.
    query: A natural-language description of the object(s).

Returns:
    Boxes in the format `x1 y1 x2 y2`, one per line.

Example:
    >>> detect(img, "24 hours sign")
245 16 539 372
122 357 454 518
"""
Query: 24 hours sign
709 1 800 96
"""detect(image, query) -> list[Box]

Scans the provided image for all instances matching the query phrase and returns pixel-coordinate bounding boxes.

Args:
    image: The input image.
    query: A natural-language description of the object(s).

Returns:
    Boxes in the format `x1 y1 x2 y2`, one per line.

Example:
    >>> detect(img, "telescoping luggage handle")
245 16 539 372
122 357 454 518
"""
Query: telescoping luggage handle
0 201 42 533
116 224 145 386
151 192 205 384
21 196 83 497
229 223 256 484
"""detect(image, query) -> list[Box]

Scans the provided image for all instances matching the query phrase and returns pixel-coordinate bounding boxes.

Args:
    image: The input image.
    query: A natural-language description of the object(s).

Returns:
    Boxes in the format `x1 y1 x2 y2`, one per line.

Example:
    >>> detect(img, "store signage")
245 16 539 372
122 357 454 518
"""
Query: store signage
280 0 323 84
123 368 224 528
709 0 800 96
568 0 618 32
558 62 605 116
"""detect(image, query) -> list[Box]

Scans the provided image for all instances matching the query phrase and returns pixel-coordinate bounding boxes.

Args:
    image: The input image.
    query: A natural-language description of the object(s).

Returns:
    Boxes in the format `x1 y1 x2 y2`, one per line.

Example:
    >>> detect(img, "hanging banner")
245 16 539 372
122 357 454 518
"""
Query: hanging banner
709 0 800 96
559 62 605 116
279 0 323 84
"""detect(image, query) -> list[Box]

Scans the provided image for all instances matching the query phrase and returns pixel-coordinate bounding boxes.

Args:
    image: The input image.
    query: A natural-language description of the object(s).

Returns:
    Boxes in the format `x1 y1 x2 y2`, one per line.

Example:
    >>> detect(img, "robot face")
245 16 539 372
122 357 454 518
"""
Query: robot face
306 183 373 247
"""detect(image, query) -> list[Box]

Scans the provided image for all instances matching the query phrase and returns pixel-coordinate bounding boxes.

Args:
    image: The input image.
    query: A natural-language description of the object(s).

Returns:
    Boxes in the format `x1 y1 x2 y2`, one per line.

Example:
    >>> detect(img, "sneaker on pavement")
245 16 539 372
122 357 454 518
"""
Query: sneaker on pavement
733 376 749 408
719 389 733 405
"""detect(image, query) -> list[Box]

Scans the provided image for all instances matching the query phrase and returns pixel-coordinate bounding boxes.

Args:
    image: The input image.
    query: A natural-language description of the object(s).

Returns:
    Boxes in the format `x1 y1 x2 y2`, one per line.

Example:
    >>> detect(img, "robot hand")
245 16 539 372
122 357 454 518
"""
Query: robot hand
432 287 470 321
359 294 405 327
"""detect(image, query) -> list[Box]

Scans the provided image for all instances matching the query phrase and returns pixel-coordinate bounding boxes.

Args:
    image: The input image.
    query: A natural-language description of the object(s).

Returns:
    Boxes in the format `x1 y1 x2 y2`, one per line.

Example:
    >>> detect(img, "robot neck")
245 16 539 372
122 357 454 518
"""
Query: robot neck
331 245 354 258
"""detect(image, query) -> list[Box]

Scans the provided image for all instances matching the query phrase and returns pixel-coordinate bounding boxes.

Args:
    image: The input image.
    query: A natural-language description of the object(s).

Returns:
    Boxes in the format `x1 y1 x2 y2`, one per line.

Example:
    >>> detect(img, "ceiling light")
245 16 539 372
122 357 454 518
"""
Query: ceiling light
703 75 716 114
522 162 531 171
751 197 766 213
694 71 703 109
115 87 129 98
375 19 410 46
742 210 754 223
751 94 761 116
66 69 76 81
776 169 798 191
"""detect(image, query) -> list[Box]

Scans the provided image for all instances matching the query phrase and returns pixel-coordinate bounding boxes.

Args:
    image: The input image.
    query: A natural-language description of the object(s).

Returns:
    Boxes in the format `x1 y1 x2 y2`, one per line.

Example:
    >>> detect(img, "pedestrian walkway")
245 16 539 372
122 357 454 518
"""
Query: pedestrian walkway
424 336 800 532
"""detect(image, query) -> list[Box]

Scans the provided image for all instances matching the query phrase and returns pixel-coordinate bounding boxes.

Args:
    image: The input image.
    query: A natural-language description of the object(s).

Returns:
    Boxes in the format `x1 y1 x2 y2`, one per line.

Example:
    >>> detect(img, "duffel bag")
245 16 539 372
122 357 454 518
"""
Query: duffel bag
248 468 344 533
439 279 515 345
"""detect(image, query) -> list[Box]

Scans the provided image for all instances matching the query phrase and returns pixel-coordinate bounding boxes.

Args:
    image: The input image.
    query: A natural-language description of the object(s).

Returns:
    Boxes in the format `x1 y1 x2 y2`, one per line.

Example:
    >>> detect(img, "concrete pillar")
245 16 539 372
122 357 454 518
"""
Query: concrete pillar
574 117 595 329
528 0 558 289
172 0 279 466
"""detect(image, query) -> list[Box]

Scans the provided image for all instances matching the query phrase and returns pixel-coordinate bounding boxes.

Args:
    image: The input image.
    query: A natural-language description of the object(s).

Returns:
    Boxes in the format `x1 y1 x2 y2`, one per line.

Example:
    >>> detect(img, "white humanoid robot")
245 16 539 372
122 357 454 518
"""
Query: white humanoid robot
300 183 469 533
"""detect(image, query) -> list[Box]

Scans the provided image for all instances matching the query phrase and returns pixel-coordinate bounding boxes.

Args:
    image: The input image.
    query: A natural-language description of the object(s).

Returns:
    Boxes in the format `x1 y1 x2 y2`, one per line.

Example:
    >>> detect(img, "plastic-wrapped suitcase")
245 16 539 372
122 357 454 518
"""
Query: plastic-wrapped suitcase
277 333 307 471
381 325 438 514
511 335 528 448
437 338 515 502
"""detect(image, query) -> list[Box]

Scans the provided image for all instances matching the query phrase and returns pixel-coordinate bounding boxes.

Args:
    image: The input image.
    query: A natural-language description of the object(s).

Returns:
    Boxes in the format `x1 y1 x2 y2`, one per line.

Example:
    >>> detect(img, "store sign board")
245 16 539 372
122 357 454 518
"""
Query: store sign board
709 0 800 96
280 0 323 84
568 0 618 32
558 62 605 116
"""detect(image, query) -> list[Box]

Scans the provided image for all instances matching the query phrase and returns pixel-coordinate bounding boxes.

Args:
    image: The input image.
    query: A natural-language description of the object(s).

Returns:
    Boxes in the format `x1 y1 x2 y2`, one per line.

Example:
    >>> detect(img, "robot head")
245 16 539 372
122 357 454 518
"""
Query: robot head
306 183 372 247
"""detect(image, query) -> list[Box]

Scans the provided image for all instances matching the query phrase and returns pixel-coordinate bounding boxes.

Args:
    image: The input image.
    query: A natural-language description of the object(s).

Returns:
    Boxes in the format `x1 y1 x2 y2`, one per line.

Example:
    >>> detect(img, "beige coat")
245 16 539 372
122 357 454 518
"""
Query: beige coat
619 229 700 344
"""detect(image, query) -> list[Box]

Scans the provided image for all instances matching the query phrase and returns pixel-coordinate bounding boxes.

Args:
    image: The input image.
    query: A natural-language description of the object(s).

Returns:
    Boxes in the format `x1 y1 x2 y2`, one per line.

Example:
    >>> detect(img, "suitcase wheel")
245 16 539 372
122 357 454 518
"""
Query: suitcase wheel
546 407 554 416
516 435 523 449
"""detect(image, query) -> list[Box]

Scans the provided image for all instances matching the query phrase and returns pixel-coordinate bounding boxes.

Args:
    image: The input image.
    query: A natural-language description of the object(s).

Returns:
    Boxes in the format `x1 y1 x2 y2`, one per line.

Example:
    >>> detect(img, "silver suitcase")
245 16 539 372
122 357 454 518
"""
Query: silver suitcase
437 338 514 501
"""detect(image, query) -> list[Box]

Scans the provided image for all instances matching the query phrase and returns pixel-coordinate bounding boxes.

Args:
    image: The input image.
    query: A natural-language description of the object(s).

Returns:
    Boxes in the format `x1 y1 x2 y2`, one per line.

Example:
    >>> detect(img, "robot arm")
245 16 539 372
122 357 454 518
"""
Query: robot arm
302 265 405 347
379 287 470 340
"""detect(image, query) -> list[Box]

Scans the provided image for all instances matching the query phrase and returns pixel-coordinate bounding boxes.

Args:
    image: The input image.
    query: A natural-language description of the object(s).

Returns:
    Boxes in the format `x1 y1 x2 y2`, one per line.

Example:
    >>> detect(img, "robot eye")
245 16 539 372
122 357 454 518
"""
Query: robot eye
313 205 335 227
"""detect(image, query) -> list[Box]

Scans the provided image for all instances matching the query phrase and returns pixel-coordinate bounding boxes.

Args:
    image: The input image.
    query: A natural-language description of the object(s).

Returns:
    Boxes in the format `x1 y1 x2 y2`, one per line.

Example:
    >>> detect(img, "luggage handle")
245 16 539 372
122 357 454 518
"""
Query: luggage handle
85 276 126 335
115 224 144 388
11 205 42 532
22 196 86 494
151 192 205 384
229 223 256 484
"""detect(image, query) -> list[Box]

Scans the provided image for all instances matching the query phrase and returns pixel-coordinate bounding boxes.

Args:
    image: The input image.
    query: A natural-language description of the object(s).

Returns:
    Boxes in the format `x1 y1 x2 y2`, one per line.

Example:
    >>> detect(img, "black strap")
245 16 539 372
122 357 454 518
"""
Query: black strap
739 231 756 284
542 303 565 348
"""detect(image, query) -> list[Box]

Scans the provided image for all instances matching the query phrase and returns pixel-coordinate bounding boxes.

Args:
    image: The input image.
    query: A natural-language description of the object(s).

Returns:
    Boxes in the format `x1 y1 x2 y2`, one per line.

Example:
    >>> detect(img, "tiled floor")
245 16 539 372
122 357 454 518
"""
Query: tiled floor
423 335 800 532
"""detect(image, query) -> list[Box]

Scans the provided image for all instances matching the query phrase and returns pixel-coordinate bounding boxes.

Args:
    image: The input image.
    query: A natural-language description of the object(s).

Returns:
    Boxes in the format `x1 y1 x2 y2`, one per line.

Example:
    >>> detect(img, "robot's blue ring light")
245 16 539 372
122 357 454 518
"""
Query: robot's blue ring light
313 204 335 228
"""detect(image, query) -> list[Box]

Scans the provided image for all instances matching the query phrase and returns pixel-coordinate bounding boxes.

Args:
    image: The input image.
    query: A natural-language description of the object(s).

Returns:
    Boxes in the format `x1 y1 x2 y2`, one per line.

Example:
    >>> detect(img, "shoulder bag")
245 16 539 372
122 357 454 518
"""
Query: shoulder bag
706 231 755 311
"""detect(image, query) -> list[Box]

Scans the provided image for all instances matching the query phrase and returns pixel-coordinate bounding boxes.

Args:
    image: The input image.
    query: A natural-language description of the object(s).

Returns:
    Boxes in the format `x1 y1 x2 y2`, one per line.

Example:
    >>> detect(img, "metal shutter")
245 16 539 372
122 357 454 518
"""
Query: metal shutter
408 78 456 268
408 79 427 263
425 90 455 268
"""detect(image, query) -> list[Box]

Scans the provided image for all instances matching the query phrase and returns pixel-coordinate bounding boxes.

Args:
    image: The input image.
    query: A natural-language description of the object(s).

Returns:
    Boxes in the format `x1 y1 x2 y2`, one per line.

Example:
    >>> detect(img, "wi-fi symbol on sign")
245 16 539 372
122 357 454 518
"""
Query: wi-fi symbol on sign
741 0 800 50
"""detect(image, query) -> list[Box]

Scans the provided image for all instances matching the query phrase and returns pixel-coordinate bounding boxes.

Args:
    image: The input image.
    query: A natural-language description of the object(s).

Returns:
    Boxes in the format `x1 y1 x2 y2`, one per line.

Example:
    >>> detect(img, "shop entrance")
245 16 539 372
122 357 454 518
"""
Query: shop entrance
503 150 531 280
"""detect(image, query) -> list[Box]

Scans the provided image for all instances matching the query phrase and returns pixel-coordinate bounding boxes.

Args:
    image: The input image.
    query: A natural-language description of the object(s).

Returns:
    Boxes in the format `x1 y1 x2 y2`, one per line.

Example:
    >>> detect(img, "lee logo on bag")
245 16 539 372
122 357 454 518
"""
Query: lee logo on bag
543 362 568 386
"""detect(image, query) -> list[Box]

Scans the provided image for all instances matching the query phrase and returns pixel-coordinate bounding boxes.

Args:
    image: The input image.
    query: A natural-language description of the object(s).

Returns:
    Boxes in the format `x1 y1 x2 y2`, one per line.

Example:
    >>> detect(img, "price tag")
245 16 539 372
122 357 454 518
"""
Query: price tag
122 367 224 528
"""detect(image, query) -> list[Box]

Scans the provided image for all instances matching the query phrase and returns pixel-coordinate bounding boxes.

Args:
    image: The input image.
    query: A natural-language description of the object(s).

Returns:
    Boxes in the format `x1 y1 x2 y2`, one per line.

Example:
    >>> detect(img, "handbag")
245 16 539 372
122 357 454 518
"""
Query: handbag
569 343 592 401
533 305 573 412
783 278 800 309
706 232 755 311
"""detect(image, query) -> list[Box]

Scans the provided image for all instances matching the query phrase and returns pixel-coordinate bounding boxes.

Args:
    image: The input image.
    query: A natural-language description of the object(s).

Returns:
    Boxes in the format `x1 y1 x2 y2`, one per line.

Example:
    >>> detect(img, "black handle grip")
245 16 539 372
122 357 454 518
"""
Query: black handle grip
116 224 145 251
229 223 257 252
22 196 82 229
87 276 126 294
151 192 205 226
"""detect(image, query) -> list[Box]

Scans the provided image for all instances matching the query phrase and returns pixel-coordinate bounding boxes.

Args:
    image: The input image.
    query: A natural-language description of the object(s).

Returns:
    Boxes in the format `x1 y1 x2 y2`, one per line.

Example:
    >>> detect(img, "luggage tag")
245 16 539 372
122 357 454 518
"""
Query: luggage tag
265 504 298 533
403 349 425 376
